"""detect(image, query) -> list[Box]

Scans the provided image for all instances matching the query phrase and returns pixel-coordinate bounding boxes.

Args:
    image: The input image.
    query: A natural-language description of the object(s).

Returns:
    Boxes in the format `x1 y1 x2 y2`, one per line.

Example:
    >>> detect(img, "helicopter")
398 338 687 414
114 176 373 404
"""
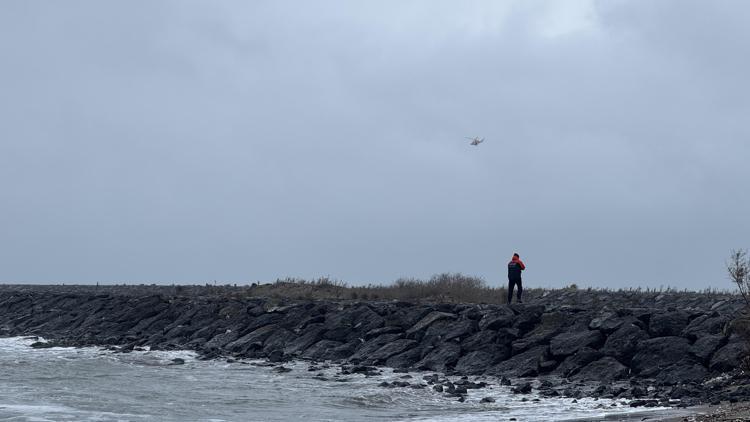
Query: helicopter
465 136 485 146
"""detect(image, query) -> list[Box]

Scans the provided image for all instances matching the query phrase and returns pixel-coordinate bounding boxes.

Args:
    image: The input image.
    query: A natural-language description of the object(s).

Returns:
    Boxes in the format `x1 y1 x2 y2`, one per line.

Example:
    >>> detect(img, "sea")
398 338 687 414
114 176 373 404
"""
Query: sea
0 337 689 422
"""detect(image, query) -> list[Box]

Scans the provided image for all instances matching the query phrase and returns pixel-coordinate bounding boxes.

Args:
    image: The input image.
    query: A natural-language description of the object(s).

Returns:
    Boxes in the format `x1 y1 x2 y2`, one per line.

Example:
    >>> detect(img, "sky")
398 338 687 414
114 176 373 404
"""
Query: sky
1 1 749 289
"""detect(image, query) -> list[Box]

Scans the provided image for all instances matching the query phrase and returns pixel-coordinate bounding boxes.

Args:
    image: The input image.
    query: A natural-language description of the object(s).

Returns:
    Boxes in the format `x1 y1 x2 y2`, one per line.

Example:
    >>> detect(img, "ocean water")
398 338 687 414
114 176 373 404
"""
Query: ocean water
0 337 684 422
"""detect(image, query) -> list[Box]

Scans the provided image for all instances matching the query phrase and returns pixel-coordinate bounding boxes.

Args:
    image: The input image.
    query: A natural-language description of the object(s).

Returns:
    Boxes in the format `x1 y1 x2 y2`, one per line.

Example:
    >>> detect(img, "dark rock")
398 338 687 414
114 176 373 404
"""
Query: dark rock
682 313 730 341
273 365 292 373
426 318 477 342
455 351 496 375
406 311 457 339
553 347 603 378
511 305 545 334
283 325 328 356
512 382 532 394
648 311 690 337
631 337 694 377
601 323 649 363
478 309 516 330
415 342 461 372
486 345 548 378
366 339 419 364
349 333 402 362
654 362 708 386
689 334 727 363
480 397 495 403
225 325 278 354
549 329 604 357
364 326 403 340
572 357 629 382
302 340 344 360
709 335 749 373
386 347 424 369
588 312 637 334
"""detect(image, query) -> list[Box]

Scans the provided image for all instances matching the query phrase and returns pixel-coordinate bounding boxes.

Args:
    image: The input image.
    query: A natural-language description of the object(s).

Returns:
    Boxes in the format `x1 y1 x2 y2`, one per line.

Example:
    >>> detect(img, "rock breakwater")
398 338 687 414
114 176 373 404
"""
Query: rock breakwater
1 285 749 406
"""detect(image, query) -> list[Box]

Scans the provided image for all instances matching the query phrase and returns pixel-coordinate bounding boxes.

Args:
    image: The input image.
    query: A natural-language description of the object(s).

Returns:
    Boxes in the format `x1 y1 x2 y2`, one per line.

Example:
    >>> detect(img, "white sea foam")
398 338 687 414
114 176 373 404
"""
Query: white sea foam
0 337 681 422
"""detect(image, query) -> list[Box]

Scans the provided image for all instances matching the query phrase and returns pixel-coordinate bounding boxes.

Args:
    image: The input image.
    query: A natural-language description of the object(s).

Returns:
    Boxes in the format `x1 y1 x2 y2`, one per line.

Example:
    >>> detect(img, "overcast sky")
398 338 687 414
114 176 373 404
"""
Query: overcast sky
1 1 749 289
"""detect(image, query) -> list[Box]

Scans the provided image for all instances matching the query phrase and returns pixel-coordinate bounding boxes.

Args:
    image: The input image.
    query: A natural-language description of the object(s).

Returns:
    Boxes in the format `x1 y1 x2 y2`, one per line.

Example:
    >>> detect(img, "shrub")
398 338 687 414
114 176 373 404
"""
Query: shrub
727 249 750 308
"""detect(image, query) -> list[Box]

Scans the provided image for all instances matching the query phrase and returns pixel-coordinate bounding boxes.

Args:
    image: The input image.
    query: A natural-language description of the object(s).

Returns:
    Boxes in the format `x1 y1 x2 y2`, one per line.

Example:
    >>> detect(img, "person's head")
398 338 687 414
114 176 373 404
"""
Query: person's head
513 253 519 258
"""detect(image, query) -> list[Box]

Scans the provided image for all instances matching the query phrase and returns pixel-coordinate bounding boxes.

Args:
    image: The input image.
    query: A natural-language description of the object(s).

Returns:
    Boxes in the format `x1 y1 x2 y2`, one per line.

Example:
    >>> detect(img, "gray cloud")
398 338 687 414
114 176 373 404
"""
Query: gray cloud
1 1 748 289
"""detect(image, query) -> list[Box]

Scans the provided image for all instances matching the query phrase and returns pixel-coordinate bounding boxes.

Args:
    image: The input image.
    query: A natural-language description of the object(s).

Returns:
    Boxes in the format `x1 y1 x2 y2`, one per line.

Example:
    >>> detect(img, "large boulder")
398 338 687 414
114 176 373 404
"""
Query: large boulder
589 312 642 334
386 347 424 369
511 305 545 334
485 345 549 378
648 311 690 337
654 363 709 386
415 342 461 372
630 337 694 377
601 323 649 363
478 309 516 331
302 340 345 360
709 335 749 373
510 312 573 354
348 333 402 362
322 305 384 342
365 339 419 364
460 331 512 363
682 312 730 341
455 351 496 375
572 357 629 381
550 329 604 357
689 334 727 363
552 347 603 378
423 318 477 342
283 325 328 356
406 311 457 340
225 325 278 354
203 330 239 350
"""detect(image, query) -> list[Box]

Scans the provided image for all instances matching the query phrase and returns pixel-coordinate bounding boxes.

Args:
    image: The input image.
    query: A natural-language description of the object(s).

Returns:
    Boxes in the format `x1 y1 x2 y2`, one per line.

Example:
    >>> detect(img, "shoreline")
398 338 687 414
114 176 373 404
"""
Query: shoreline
1 285 749 415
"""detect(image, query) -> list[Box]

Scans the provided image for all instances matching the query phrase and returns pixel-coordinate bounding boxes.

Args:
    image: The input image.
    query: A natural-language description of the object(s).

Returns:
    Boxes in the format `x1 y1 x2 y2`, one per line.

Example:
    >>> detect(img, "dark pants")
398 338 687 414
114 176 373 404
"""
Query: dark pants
508 278 522 304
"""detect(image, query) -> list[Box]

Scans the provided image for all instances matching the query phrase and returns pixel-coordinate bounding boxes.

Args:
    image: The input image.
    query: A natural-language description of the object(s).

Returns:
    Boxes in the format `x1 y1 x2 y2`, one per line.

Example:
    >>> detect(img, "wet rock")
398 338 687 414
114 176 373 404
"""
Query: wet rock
486 345 549 378
366 339 419 364
302 340 345 360
654 362 708 386
689 334 727 363
406 311 457 339
170 357 185 365
572 357 629 382
415 342 461 372
480 396 495 403
364 326 403 340
549 329 604 357
424 318 477 342
385 347 424 369
682 313 730 341
709 335 749 373
553 347 603 378
512 382 532 394
455 351 496 375
630 337 694 377
30 341 56 349
601 323 649 363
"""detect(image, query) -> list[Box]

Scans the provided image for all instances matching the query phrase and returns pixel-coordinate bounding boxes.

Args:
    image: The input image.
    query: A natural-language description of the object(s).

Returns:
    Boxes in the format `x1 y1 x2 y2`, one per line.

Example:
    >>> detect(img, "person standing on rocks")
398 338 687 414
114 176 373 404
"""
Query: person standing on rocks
507 253 526 304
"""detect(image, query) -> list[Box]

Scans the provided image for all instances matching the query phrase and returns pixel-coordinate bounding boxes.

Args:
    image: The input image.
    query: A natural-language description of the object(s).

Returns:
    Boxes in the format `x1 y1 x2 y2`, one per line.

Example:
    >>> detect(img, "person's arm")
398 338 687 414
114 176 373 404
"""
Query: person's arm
518 260 526 270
